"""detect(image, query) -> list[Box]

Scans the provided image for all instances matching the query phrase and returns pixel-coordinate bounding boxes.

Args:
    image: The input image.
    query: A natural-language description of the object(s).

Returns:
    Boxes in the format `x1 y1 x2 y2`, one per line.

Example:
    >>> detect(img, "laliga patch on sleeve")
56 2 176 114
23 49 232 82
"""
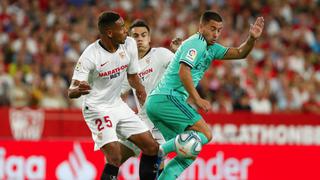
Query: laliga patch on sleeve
186 49 197 61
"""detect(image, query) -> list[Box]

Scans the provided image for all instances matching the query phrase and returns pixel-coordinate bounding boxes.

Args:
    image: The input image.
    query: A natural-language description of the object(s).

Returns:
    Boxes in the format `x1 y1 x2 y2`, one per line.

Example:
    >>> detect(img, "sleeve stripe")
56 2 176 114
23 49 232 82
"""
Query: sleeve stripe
222 48 229 58
179 60 193 69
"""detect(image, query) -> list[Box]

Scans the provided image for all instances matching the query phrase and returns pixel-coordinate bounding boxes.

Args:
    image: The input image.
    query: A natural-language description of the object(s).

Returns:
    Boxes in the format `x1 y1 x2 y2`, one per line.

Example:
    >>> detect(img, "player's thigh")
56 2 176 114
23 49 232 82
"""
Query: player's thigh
116 106 150 141
100 141 122 165
139 111 166 145
116 104 158 155
119 142 136 164
147 95 202 140
82 106 119 151
128 131 158 155
118 115 166 157
152 120 177 141
119 139 141 158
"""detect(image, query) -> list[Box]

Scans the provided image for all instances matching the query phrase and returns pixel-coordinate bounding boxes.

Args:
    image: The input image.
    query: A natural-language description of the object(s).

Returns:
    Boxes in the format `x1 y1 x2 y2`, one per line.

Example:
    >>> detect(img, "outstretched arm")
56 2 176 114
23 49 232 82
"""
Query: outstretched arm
223 17 264 60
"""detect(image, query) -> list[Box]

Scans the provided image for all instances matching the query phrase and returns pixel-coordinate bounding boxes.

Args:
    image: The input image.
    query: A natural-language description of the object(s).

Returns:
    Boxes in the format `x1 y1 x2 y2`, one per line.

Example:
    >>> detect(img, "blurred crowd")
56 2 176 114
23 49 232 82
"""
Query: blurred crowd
0 0 319 114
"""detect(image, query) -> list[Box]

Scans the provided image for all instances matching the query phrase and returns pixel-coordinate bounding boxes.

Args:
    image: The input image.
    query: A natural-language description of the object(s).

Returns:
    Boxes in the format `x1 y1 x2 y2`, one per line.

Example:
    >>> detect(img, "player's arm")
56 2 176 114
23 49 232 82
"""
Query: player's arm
68 51 94 99
179 63 211 112
68 80 91 99
222 17 264 60
127 73 146 105
126 37 147 105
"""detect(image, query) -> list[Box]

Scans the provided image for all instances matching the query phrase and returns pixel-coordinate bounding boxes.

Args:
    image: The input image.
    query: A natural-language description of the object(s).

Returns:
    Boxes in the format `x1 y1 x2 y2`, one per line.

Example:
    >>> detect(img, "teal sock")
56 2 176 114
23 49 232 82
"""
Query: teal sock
158 156 194 180
160 138 176 155
195 131 209 145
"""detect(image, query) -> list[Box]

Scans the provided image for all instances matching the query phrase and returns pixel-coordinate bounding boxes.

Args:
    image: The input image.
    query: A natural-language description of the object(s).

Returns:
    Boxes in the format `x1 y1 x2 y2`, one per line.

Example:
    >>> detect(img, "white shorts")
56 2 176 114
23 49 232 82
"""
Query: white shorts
120 109 165 156
82 102 149 151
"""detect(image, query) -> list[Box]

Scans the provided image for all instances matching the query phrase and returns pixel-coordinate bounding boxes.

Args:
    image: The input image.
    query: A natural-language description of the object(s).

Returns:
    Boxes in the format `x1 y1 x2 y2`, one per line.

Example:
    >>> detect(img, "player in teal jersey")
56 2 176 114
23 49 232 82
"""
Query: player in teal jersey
146 11 264 180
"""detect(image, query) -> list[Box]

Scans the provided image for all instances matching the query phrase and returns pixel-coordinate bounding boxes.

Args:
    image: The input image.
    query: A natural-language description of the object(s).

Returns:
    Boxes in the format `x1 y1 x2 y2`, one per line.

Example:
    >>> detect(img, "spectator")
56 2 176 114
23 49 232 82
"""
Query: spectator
9 70 30 107
0 0 319 113
250 89 272 114
233 92 251 111
0 56 13 106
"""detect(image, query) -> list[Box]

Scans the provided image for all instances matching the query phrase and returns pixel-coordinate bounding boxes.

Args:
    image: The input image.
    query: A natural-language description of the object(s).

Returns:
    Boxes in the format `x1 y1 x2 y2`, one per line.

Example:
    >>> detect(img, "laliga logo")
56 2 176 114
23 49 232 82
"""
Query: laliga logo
56 143 97 179
9 108 44 140
186 49 197 61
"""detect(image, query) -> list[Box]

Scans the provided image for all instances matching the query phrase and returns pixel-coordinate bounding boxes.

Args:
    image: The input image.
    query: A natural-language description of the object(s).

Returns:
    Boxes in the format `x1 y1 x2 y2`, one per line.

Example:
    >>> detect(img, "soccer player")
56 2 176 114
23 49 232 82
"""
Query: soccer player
68 11 160 180
146 11 264 179
120 19 180 179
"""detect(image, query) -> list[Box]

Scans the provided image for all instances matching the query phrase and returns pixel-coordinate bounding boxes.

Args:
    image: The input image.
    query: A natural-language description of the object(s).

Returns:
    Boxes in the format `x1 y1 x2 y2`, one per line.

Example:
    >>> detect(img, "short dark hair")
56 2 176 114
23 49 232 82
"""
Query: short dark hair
98 11 120 34
200 11 222 24
129 19 150 33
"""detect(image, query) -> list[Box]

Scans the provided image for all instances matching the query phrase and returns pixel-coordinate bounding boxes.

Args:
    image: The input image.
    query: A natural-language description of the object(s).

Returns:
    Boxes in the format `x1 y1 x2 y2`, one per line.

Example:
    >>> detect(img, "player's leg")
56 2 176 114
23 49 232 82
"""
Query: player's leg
187 118 212 144
147 95 207 154
157 119 212 180
150 126 167 175
82 106 124 180
117 103 160 180
146 95 211 179
120 134 162 180
159 156 194 180
128 131 160 180
118 140 140 163
120 117 167 179
100 142 122 179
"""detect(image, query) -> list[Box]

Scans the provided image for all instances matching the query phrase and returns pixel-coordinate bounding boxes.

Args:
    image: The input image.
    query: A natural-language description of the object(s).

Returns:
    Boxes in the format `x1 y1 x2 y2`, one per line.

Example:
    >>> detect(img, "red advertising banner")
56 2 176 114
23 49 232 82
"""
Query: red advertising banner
0 141 104 180
1 141 320 180
1 108 320 179
1 107 320 141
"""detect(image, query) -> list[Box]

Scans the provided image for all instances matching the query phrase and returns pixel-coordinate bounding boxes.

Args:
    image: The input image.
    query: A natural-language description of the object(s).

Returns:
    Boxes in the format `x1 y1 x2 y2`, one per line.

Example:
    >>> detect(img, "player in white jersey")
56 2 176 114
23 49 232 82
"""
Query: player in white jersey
120 19 181 177
68 12 160 180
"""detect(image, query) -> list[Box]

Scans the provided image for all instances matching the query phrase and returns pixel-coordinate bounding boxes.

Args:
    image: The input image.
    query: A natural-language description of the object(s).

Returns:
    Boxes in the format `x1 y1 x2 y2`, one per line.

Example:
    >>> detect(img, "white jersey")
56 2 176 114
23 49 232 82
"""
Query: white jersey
72 37 140 108
122 47 174 121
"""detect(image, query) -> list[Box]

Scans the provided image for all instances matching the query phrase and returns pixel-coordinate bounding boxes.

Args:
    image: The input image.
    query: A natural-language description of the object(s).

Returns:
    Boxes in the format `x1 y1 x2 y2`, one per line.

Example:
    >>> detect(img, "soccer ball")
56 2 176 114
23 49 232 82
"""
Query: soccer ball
175 131 202 158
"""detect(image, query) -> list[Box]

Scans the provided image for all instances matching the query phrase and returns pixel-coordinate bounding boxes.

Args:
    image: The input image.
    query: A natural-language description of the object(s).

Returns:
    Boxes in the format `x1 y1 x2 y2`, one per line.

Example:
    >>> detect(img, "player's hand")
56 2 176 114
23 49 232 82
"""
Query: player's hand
249 17 264 40
194 98 211 112
170 37 182 52
78 81 91 95
136 88 147 106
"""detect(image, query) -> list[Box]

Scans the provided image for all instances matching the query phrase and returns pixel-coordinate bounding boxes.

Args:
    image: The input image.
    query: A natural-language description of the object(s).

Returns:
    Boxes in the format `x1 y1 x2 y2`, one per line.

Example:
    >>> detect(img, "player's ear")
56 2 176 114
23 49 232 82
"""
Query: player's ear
199 23 204 31
106 28 113 38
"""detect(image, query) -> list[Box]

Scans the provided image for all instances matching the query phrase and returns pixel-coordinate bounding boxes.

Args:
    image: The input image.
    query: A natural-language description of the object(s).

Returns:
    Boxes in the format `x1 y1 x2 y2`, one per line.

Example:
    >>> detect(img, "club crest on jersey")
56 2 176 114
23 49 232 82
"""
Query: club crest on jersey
75 61 82 71
186 49 197 61
119 52 125 59
146 57 151 64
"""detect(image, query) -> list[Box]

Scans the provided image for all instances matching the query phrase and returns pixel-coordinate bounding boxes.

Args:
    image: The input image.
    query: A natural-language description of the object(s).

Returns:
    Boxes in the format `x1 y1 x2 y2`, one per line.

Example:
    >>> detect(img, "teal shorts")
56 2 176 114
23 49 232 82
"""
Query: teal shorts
146 94 202 141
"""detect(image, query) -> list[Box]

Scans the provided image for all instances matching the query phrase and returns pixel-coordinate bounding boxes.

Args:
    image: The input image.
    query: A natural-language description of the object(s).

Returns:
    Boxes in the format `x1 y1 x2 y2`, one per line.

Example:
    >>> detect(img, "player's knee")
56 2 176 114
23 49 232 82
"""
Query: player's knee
101 142 122 166
205 131 213 142
106 155 122 167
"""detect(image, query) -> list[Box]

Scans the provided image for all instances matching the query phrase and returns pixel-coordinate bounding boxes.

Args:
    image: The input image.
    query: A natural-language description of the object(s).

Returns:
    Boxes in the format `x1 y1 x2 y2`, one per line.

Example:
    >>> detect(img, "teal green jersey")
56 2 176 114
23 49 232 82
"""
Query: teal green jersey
150 33 228 100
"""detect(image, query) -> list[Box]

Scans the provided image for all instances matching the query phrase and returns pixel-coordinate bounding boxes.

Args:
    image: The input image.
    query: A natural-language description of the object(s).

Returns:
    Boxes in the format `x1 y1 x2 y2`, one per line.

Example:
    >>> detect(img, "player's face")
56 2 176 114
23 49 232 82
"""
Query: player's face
201 20 223 45
130 27 151 52
112 17 128 44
